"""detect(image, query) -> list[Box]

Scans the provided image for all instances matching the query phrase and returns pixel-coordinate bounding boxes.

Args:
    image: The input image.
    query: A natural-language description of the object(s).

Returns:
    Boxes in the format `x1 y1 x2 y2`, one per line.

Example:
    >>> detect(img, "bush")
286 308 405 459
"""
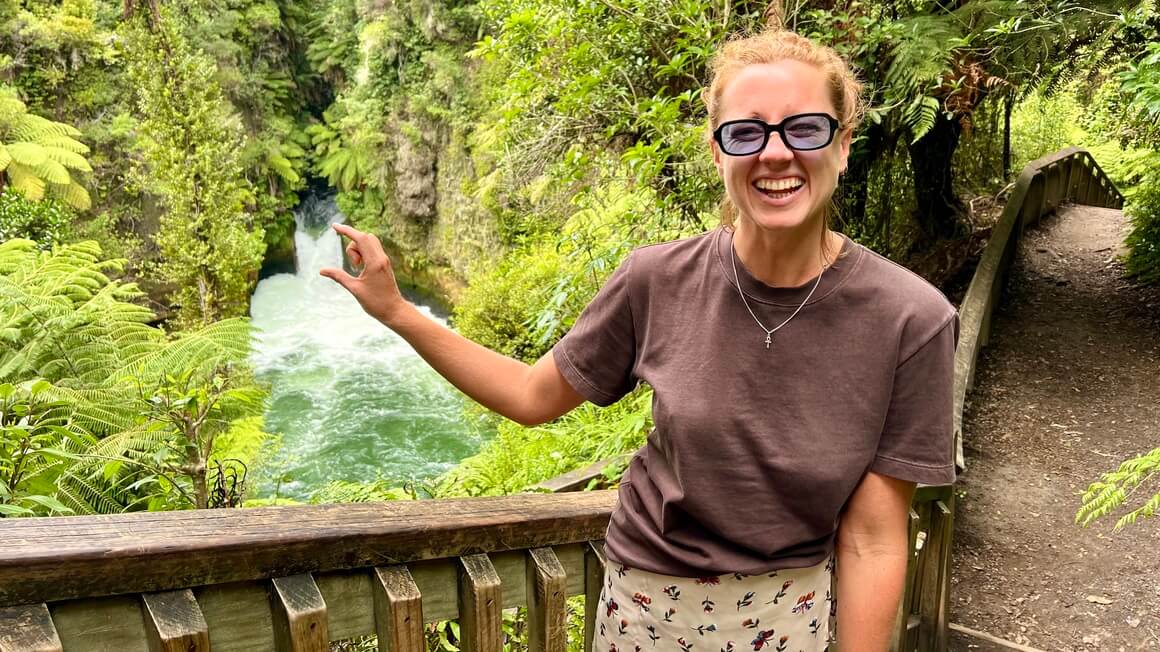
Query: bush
0 190 72 248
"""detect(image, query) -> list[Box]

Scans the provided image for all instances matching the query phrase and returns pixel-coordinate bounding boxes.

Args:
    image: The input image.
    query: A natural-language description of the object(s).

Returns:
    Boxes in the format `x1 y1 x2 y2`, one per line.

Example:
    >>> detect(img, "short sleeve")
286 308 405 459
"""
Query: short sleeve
551 252 638 407
871 313 958 485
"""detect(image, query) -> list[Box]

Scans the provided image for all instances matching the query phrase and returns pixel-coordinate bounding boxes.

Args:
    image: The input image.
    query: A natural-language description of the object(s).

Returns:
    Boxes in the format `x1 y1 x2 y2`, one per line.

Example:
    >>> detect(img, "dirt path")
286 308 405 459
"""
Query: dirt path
949 204 1160 652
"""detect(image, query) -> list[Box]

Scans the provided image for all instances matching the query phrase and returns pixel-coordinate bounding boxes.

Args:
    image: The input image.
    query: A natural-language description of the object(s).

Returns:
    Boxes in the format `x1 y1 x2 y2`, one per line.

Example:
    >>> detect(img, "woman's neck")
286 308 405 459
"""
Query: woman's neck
731 222 839 288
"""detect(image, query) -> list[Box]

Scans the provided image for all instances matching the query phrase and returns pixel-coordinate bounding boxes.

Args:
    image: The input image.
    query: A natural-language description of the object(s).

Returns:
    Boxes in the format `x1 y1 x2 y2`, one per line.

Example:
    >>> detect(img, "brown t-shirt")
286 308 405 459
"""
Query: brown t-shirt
551 226 957 577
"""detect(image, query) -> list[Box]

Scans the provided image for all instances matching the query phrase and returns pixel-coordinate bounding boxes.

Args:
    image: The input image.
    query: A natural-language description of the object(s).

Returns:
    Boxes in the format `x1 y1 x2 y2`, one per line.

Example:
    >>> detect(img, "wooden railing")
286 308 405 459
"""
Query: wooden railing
0 492 614 651
951 147 1124 471
0 148 1124 652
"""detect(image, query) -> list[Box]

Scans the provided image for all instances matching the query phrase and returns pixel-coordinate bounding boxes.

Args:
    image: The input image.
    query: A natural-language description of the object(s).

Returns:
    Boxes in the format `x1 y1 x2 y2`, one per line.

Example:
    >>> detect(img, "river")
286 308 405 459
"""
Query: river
248 192 490 501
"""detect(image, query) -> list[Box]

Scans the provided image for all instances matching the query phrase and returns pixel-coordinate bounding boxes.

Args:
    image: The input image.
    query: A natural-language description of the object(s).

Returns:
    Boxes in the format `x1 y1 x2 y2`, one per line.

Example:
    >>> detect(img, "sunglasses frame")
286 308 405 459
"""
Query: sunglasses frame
713 113 841 156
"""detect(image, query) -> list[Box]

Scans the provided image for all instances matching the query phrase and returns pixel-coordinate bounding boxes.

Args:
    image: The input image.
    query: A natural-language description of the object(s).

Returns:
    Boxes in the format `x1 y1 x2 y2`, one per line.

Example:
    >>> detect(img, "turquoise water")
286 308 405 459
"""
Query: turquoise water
248 194 490 501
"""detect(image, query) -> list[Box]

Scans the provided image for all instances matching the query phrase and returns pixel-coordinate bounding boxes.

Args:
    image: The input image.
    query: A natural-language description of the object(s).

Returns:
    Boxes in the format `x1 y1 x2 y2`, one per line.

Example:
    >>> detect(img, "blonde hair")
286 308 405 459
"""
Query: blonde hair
704 29 866 248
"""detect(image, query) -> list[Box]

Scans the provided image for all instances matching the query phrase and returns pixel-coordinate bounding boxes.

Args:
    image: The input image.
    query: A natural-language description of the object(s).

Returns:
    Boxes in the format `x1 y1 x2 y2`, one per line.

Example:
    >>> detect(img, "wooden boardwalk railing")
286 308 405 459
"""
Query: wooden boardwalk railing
0 148 1123 652
0 492 614 651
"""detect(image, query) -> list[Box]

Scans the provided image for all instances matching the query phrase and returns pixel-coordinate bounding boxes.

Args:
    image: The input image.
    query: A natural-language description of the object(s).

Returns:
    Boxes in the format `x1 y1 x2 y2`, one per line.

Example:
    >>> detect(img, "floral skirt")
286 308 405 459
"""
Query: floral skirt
594 556 835 652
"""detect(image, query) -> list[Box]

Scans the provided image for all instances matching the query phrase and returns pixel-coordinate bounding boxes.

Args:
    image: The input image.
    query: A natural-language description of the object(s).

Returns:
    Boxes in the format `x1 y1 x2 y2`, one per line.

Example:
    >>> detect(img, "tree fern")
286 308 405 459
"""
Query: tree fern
0 239 268 515
0 86 93 210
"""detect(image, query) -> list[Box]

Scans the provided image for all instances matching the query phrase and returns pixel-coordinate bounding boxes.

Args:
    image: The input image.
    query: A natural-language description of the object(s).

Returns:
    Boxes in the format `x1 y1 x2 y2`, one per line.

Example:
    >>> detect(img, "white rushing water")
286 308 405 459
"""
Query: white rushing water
248 193 487 500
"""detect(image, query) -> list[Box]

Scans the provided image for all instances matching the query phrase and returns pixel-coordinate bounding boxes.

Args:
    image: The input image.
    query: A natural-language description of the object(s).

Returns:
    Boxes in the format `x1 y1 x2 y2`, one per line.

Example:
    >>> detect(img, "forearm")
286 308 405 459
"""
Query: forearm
385 302 542 425
835 536 909 652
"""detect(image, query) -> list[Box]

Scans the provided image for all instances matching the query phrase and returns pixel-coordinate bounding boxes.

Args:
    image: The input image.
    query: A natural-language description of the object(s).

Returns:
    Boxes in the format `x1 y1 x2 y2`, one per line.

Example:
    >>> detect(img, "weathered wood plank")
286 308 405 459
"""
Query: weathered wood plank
934 499 954 652
0 491 617 607
141 590 209 652
889 508 921 652
198 581 276 651
373 566 424 652
51 596 149 652
531 456 630 493
269 574 329 652
526 548 567 652
457 554 502 652
0 603 62 652
583 541 607 652
315 571 374 643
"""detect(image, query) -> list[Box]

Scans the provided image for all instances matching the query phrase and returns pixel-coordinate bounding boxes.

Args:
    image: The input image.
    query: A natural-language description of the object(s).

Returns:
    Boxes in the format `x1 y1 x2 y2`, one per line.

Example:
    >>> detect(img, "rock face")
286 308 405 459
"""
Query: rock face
394 128 438 223
374 116 501 304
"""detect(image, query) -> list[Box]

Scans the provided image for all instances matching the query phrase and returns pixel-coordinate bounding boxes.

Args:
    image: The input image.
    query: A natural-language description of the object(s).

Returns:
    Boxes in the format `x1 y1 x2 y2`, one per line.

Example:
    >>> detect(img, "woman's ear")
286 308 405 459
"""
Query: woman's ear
711 139 724 177
838 127 853 172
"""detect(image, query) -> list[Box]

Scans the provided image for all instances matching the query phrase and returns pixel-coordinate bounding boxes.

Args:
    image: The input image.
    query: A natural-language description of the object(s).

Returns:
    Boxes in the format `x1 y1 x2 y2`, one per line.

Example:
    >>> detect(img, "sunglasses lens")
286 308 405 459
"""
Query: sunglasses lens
783 115 833 150
720 122 766 156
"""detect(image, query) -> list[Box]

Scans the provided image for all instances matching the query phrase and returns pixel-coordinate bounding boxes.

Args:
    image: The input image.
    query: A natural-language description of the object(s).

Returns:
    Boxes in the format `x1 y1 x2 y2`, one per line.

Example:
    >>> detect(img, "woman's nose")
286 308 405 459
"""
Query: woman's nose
758 132 795 163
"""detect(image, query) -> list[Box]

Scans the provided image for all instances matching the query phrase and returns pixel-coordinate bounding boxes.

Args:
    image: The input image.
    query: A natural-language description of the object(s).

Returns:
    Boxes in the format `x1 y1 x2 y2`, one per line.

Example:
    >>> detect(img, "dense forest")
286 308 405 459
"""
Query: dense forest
1 0 1158 527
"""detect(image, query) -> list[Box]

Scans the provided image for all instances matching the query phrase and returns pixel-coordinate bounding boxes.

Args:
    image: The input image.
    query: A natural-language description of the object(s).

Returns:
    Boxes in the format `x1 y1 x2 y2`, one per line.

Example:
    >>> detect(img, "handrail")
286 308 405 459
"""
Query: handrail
0 147 1124 652
951 146 1124 470
0 491 615 607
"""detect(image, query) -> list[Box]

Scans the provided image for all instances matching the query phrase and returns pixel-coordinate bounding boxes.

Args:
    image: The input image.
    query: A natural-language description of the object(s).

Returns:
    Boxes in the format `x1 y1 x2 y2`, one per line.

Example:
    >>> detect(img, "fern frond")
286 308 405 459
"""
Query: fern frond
7 164 46 200
1077 446 1160 530
43 146 93 173
116 318 254 382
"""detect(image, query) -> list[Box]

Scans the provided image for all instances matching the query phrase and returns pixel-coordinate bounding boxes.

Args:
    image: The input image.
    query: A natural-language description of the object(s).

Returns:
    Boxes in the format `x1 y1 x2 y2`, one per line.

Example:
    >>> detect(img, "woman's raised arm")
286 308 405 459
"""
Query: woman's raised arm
320 223 586 426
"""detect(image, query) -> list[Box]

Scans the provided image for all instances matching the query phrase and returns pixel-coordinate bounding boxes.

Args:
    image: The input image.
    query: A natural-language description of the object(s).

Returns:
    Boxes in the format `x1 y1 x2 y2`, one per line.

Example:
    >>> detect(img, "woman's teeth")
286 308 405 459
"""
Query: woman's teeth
755 178 804 198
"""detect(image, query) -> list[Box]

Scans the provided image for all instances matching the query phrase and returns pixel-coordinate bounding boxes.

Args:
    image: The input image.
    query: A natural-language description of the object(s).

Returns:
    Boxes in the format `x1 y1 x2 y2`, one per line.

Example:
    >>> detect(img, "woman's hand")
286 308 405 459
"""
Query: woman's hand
319 223 408 326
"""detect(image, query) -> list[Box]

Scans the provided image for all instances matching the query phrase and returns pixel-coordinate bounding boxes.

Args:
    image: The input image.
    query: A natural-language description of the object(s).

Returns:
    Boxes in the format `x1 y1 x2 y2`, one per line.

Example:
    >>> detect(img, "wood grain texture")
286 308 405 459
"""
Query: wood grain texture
583 542 606 652
269 574 329 652
526 548 567 652
373 566 424 652
197 581 276 651
51 596 149 652
141 590 209 652
0 603 62 652
0 491 616 607
457 554 502 652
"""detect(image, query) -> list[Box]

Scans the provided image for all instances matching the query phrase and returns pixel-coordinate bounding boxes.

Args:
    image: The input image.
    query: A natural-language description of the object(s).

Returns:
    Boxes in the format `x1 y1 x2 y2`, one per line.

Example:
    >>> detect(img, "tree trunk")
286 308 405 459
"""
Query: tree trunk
907 114 966 246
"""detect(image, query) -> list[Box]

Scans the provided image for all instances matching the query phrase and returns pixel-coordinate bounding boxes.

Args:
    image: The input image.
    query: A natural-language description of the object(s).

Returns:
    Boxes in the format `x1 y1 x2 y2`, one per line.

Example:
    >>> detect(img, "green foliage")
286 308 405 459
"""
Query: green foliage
452 244 567 362
124 22 267 328
454 180 672 363
0 189 72 247
0 84 92 209
309 478 416 503
434 388 651 497
1077 446 1160 530
0 379 77 516
1009 89 1089 172
470 0 760 244
0 238 270 515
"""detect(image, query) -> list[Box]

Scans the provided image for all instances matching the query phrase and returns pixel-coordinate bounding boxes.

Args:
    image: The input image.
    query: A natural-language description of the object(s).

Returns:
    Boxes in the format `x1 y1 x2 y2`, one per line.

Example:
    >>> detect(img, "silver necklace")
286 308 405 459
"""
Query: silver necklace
729 231 827 349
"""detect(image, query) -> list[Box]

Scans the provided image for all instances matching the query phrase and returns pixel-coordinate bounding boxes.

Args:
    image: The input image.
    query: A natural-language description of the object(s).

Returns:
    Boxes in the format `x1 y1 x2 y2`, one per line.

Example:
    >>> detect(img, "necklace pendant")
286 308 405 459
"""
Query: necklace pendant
764 333 772 349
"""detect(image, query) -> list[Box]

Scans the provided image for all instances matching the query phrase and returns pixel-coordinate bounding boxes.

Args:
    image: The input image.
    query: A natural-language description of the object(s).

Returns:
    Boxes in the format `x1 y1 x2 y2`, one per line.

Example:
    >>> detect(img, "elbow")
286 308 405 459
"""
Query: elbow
510 412 548 427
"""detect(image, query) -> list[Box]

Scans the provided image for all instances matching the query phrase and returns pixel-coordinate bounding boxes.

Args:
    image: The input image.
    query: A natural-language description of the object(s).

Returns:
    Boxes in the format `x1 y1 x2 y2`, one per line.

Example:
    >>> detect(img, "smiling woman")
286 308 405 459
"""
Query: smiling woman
321 27 957 652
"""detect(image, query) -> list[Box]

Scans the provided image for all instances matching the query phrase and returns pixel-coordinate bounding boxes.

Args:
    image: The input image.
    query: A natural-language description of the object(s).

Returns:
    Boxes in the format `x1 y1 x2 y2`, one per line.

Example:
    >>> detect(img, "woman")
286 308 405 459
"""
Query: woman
321 29 956 652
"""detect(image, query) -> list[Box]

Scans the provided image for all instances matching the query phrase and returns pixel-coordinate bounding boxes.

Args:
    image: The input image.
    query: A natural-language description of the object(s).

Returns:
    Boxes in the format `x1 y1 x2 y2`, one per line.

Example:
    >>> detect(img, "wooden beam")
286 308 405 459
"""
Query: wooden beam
269 574 329 652
373 566 425 652
949 623 1048 652
0 491 617 607
526 548 567 652
457 554 502 652
141 590 209 652
0 603 61 652
583 542 607 652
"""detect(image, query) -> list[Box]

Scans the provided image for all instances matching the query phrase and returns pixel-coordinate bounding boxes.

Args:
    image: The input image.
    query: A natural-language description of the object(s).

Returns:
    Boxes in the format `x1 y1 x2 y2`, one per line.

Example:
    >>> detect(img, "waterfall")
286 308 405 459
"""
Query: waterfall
248 191 487 501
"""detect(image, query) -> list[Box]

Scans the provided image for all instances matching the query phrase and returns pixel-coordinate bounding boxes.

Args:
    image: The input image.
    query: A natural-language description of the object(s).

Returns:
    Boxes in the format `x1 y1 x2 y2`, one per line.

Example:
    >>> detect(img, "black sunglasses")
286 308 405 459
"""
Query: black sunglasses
713 113 840 156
